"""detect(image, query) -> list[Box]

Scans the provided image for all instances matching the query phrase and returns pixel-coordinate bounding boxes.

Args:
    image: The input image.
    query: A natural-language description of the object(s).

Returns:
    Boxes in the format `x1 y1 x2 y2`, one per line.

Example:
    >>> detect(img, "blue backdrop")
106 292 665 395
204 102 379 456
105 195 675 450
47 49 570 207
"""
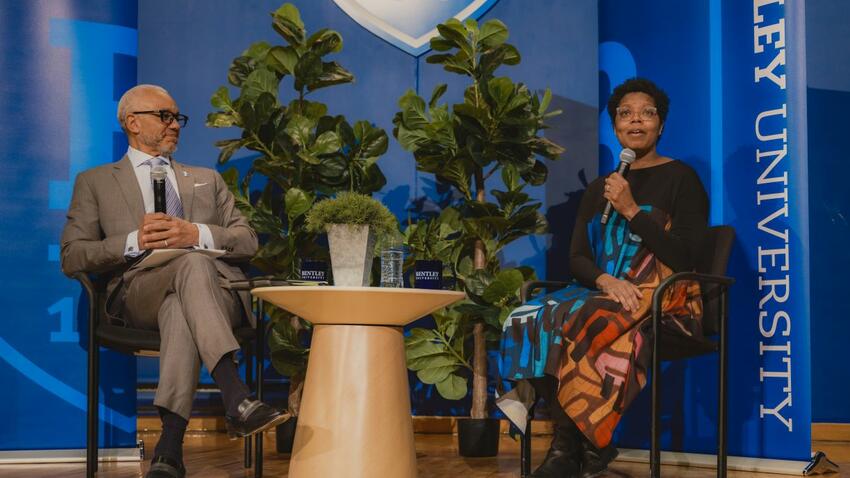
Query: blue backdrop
0 0 138 450
805 0 850 426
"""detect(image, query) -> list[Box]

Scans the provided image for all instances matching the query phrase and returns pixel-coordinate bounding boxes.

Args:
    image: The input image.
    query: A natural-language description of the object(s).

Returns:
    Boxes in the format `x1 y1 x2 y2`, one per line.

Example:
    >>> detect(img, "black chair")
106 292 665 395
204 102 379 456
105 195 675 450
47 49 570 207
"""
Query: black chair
75 272 282 478
518 225 735 478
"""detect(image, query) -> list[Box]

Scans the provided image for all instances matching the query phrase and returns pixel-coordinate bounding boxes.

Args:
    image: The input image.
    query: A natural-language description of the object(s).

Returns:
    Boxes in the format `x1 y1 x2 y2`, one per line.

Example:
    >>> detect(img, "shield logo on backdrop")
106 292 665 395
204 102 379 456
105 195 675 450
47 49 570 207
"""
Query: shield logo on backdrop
333 0 500 56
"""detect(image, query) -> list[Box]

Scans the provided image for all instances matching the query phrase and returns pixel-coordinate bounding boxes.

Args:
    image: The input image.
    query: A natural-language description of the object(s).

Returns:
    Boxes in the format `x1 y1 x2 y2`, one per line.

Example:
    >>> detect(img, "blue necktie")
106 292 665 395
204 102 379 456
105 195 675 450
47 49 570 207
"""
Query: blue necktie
144 158 185 219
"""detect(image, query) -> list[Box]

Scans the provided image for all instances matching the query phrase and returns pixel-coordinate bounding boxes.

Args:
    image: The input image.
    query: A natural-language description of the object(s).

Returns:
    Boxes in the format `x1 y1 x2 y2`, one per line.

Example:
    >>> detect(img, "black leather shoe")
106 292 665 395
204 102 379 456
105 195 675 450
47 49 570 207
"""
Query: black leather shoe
145 455 185 478
225 398 291 439
530 423 582 478
580 440 618 478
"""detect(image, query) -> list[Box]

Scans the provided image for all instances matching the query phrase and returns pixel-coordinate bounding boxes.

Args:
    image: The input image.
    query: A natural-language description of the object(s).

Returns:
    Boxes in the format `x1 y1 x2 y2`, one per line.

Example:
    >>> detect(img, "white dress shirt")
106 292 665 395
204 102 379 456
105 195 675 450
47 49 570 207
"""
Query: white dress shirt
124 146 215 256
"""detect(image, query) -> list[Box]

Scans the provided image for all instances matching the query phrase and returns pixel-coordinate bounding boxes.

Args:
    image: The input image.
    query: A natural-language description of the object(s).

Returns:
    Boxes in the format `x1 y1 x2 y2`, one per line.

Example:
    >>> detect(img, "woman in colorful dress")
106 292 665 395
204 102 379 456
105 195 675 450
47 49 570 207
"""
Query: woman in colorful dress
498 78 708 478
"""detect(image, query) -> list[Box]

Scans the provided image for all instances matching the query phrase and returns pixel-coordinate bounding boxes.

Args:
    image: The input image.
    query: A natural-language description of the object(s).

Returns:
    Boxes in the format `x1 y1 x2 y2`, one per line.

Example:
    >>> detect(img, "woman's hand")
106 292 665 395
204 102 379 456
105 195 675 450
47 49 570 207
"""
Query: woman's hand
596 274 643 312
604 173 641 220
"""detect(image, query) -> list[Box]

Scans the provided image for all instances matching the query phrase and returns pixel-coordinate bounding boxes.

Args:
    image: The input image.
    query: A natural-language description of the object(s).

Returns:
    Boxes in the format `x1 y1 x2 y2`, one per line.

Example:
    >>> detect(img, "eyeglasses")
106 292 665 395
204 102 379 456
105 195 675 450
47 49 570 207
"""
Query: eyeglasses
132 110 189 127
615 106 658 121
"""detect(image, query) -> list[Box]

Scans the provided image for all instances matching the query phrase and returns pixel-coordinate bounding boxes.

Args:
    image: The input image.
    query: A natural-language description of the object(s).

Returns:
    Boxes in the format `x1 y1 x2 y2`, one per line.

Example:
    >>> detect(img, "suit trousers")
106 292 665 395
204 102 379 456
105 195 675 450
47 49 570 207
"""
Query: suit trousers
121 253 244 419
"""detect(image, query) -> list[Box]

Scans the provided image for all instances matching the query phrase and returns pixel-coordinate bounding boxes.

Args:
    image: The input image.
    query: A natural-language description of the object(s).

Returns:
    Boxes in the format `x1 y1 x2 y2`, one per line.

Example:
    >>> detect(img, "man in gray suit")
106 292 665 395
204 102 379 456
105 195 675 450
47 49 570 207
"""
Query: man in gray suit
61 84 288 478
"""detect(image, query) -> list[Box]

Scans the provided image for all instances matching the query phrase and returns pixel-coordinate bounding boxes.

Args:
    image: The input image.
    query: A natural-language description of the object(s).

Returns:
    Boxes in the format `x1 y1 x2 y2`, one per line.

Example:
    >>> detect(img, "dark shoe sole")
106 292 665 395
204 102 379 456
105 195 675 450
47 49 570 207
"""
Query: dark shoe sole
227 412 292 440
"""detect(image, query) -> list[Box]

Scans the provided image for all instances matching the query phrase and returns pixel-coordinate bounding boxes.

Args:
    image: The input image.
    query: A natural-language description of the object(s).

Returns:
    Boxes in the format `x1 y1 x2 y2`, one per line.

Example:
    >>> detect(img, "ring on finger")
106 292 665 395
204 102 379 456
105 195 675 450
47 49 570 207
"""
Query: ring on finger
164 239 168 248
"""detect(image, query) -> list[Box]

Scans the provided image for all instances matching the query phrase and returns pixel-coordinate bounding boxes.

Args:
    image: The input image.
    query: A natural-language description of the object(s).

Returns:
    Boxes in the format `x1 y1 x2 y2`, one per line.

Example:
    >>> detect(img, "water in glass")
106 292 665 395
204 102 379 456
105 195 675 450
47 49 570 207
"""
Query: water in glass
380 246 403 288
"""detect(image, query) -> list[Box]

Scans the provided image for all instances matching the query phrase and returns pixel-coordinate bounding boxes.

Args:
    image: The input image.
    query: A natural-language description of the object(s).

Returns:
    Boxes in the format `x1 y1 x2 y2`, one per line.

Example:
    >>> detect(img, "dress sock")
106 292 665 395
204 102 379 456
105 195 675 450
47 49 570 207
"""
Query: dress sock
154 407 188 462
211 353 251 417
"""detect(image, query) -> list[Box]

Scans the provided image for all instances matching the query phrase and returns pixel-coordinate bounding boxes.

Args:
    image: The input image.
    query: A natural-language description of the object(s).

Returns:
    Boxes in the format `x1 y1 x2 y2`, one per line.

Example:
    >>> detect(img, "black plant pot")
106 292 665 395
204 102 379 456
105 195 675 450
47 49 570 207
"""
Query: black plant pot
275 417 298 454
457 418 500 457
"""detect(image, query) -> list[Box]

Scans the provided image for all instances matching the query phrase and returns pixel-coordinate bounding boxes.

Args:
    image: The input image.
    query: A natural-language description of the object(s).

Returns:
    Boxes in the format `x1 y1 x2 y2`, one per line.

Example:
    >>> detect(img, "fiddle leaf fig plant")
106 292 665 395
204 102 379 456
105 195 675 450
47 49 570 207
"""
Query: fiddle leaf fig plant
394 18 564 418
207 2 389 417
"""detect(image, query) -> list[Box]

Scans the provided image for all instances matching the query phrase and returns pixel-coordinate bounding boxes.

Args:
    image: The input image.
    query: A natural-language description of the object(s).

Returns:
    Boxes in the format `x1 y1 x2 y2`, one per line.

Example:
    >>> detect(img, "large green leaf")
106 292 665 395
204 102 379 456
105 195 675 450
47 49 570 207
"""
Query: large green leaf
479 19 508 50
214 138 246 165
397 90 429 130
288 99 328 121
307 28 343 57
242 41 272 60
293 52 323 91
487 77 514 112
428 84 448 108
435 373 467 400
353 121 388 158
272 3 306 46
227 56 254 87
311 130 341 155
268 45 299 75
284 187 313 221
435 19 471 57
482 268 524 304
417 365 459 385
210 86 232 110
206 112 238 128
284 114 314 147
242 68 279 101
307 61 355 92
407 353 459 372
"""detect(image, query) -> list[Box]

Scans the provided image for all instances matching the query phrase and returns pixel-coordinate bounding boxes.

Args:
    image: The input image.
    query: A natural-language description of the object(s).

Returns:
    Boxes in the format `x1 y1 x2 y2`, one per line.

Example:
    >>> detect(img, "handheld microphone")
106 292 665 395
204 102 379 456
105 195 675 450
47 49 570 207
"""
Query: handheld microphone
601 148 637 225
151 165 168 214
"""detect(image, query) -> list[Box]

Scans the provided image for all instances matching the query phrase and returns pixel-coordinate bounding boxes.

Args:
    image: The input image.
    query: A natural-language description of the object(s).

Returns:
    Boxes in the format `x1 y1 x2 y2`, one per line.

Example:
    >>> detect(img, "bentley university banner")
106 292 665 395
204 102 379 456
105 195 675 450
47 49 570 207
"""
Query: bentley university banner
601 0 811 464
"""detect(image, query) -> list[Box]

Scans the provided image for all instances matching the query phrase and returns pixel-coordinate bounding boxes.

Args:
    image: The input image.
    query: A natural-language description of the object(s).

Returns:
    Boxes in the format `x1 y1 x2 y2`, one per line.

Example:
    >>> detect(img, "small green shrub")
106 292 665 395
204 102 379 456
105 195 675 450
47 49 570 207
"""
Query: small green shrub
306 191 398 241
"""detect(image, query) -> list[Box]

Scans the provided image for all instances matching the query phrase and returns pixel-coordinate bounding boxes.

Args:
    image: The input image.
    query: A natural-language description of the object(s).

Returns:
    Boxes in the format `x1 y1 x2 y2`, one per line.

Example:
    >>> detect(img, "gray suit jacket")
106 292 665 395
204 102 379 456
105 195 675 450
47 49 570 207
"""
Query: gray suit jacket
60 155 258 324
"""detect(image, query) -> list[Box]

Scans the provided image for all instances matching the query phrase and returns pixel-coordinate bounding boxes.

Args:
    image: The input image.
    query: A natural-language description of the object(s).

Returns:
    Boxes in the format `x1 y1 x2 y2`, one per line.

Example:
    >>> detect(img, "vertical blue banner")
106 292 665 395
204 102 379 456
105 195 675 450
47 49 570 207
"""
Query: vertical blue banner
722 0 811 460
0 1 139 451
600 0 811 462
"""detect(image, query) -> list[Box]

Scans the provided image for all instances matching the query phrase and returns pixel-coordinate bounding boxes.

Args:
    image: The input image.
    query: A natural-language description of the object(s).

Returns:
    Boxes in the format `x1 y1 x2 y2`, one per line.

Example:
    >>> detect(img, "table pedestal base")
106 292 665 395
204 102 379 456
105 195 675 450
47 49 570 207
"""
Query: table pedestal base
289 324 417 478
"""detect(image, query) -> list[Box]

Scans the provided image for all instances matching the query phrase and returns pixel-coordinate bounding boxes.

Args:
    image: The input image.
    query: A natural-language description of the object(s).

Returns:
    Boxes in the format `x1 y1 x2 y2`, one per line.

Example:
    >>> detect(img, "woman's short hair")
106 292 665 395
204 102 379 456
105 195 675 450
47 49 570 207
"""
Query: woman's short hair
606 77 670 124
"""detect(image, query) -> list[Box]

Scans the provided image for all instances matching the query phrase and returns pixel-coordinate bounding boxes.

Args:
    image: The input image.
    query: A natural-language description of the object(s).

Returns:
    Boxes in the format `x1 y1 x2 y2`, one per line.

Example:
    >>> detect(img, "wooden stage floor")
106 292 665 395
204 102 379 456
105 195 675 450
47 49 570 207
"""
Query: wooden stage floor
2 431 847 477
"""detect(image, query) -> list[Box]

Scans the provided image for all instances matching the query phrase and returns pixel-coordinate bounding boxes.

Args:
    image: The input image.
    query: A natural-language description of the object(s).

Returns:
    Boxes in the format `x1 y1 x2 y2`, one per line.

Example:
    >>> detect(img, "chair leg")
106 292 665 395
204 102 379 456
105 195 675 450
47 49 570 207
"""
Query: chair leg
651 314 661 478
254 299 265 478
244 342 253 469
87 331 99 477
520 403 535 477
717 289 728 478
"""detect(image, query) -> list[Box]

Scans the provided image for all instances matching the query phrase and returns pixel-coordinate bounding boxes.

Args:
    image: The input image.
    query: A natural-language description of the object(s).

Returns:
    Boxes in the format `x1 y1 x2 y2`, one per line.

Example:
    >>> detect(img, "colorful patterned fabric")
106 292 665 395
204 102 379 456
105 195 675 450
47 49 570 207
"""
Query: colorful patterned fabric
499 207 703 448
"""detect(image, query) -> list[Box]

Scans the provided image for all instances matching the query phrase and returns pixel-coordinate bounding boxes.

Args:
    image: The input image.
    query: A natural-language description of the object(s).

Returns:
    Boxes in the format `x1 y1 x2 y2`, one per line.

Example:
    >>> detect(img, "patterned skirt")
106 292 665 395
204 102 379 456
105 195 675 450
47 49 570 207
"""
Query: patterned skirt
499 208 703 448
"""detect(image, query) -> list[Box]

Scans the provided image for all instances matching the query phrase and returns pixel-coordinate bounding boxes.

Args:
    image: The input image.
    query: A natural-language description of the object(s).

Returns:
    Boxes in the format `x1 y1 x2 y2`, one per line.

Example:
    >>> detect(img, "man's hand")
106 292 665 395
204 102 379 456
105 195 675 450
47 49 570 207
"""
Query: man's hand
137 213 199 250
596 273 643 312
603 172 641 220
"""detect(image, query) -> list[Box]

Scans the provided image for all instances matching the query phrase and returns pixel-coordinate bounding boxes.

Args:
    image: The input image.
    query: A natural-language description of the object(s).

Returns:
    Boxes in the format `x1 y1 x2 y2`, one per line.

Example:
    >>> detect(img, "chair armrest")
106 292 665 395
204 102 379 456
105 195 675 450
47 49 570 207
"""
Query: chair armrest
72 272 98 306
226 276 292 291
72 272 101 331
521 280 570 302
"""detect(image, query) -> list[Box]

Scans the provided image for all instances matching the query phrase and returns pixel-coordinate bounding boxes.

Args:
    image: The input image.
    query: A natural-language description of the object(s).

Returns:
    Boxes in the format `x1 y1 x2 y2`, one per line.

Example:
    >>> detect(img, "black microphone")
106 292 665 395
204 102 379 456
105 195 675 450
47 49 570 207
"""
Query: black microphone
151 165 167 214
601 148 637 225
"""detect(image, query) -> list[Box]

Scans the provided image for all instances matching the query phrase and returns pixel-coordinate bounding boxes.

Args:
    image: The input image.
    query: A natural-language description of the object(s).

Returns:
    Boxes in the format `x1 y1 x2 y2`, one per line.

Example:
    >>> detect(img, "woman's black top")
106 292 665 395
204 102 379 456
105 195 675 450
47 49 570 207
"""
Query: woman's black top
569 159 709 289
